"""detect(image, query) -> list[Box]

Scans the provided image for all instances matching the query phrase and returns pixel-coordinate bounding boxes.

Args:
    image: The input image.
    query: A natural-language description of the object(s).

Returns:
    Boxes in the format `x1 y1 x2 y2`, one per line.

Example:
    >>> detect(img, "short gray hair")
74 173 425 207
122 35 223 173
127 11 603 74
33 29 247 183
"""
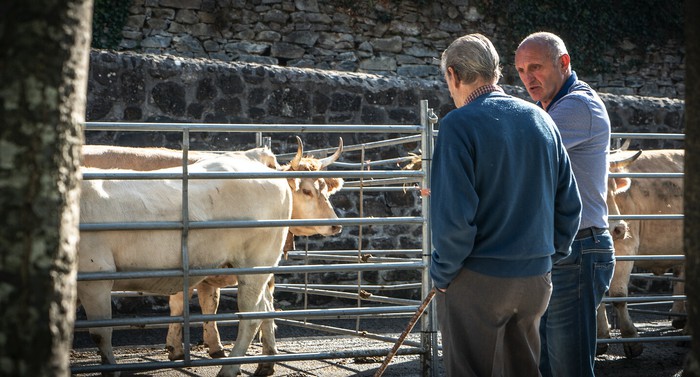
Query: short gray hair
518 32 570 67
440 33 502 85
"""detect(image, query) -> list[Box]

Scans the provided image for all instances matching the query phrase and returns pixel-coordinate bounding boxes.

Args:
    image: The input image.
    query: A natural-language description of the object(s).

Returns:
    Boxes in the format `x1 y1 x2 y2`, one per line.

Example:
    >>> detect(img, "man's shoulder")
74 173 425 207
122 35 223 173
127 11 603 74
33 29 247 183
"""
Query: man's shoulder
566 80 603 102
554 81 605 112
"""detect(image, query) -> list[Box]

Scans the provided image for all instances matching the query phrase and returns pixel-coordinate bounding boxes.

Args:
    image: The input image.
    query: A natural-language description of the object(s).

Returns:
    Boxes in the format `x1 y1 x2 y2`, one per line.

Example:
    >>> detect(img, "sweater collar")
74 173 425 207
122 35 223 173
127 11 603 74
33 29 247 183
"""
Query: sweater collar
463 84 504 106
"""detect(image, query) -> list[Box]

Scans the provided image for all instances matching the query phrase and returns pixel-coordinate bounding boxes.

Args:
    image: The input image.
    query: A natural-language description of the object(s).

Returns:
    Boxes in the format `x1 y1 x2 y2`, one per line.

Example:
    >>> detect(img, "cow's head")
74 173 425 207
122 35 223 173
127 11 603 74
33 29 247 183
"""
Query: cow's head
607 150 642 240
282 136 344 236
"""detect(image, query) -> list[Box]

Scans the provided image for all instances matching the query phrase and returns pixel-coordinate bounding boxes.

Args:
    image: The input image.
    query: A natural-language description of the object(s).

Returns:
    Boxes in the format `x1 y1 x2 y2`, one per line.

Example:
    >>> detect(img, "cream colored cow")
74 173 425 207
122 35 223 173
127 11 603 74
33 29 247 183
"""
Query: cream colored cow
597 149 686 358
78 138 343 377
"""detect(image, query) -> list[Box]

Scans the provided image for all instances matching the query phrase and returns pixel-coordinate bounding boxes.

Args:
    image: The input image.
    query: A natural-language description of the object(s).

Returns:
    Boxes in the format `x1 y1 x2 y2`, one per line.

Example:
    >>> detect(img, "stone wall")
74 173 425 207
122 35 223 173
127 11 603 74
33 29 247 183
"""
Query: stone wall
86 50 685 301
112 0 685 99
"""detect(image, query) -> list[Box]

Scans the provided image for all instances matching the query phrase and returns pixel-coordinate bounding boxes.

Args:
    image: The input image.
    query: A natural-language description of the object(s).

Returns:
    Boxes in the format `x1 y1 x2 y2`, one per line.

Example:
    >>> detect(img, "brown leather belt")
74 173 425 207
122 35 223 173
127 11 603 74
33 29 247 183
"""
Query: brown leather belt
575 227 607 240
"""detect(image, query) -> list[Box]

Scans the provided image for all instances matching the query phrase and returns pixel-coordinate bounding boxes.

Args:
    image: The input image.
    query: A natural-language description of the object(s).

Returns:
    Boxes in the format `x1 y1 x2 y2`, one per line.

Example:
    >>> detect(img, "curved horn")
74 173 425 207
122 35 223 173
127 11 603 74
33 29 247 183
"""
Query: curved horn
610 139 631 154
609 150 642 170
290 136 303 170
319 137 343 168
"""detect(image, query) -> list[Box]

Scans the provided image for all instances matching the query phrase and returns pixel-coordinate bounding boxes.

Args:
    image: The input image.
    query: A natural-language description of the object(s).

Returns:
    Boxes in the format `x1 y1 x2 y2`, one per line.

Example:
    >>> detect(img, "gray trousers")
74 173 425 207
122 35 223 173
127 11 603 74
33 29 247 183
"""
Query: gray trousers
437 268 552 377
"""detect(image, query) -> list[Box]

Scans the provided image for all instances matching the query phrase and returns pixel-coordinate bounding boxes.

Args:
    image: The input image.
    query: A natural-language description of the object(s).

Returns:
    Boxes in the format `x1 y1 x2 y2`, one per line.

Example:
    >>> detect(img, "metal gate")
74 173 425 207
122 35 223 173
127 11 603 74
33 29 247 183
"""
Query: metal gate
598 132 690 351
72 100 440 376
71 104 689 375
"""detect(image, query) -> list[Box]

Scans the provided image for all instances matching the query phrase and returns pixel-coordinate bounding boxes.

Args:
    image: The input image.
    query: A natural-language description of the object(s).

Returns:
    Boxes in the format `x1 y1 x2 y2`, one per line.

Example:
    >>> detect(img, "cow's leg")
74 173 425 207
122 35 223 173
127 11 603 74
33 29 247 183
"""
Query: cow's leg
78 280 120 377
216 274 271 377
166 287 195 361
596 304 612 355
609 259 644 358
671 267 687 331
197 282 226 358
254 278 278 376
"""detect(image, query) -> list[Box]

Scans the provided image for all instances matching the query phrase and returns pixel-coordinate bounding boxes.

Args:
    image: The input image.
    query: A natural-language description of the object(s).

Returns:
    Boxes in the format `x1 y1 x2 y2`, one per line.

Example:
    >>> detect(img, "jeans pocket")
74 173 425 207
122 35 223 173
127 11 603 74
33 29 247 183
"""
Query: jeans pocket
593 259 615 306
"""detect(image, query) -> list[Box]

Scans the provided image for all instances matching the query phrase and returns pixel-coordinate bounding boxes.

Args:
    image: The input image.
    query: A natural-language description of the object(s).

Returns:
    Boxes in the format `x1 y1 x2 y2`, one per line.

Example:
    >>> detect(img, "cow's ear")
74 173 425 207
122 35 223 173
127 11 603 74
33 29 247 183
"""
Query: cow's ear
613 177 632 194
325 178 344 195
287 178 300 191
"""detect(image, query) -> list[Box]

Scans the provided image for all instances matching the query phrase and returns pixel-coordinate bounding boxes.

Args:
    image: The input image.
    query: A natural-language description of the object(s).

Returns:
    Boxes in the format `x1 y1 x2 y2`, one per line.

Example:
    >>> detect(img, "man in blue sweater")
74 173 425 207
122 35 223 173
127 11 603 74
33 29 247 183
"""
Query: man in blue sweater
515 32 615 377
430 33 582 377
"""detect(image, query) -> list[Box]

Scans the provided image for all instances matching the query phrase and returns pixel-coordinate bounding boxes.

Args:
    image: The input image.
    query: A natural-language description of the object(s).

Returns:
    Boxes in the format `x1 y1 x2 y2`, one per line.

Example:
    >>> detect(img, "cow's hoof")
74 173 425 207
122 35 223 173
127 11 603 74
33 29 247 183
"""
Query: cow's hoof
166 345 185 361
672 317 686 330
209 350 227 359
254 363 275 376
623 342 644 358
596 342 608 356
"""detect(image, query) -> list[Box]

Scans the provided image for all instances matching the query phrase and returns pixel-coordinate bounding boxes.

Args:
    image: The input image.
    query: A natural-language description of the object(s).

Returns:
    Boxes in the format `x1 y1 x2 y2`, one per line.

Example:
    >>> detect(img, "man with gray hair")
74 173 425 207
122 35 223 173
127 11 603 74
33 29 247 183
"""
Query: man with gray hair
430 33 581 376
515 31 615 377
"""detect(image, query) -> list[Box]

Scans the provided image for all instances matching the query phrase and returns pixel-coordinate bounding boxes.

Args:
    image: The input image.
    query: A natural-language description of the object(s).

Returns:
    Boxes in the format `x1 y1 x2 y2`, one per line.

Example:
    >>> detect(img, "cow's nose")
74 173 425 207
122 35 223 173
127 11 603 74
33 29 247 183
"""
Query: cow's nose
611 222 628 240
331 225 342 234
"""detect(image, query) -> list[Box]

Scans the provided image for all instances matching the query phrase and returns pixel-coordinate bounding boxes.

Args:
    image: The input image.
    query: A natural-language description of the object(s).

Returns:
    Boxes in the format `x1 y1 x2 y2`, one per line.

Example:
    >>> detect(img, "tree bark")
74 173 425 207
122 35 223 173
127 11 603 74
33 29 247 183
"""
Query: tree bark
685 1 700 376
0 1 92 376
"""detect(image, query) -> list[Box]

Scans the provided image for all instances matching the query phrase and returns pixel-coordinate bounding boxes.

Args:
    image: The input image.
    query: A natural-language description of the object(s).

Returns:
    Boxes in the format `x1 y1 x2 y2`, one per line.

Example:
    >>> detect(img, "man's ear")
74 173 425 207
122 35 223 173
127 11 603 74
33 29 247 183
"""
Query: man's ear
560 54 571 72
447 66 460 88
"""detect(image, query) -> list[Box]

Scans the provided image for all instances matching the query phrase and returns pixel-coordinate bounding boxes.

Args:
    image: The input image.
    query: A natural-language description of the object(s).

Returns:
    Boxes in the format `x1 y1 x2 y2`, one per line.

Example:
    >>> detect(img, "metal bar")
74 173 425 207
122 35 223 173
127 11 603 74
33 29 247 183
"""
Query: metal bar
74 305 421 329
180 129 192 364
615 255 685 261
77 261 425 281
342 186 421 192
603 295 686 303
420 100 439 377
276 285 420 306
283 253 419 263
274 283 422 291
610 132 685 140
80 216 425 232
609 214 683 220
609 172 684 178
71 346 423 375
84 122 423 133
82 169 424 180
286 249 422 256
333 156 417 169
277 134 423 159
343 177 422 187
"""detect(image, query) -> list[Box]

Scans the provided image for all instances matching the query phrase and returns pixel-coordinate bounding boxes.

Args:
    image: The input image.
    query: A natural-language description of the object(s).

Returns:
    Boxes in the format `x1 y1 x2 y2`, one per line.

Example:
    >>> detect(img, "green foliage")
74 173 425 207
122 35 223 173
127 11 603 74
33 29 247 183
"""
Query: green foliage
475 0 684 74
92 0 132 49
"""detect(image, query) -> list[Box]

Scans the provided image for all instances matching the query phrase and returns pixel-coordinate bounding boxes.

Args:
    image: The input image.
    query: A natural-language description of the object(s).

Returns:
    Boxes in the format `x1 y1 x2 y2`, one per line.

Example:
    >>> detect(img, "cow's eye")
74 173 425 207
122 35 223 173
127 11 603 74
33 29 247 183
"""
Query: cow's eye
302 188 313 196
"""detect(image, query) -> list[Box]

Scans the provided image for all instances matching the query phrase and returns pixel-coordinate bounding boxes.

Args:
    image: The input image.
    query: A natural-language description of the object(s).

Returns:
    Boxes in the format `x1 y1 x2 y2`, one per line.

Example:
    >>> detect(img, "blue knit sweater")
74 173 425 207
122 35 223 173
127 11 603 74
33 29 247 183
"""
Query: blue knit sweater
430 91 581 289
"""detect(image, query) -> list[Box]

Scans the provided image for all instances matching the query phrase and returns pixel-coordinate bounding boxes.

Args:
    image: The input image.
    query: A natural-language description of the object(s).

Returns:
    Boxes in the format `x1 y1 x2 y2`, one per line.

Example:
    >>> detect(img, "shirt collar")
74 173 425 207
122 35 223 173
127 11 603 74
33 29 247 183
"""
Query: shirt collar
463 84 504 106
537 70 578 112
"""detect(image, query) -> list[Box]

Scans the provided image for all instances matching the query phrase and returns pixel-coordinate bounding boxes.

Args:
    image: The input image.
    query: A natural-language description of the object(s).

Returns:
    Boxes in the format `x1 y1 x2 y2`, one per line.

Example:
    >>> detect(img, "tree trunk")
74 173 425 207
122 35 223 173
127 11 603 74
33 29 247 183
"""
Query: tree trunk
0 1 92 376
685 1 700 376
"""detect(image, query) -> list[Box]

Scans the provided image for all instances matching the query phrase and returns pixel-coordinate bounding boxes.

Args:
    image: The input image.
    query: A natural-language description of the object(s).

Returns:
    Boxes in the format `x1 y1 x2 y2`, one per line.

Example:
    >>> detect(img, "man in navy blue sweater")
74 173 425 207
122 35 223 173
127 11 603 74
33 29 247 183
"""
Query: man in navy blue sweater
430 33 582 376
515 32 615 377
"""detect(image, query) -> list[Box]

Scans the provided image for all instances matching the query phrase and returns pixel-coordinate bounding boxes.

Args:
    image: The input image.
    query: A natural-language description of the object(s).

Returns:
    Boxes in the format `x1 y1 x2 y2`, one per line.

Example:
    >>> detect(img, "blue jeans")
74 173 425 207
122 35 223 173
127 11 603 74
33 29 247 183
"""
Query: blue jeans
539 229 615 377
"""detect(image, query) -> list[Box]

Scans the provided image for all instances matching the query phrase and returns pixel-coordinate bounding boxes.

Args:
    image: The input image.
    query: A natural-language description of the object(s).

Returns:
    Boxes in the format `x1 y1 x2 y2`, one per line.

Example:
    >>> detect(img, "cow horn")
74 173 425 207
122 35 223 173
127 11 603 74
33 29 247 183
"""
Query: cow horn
319 137 343 168
610 139 631 154
609 150 642 170
290 136 303 170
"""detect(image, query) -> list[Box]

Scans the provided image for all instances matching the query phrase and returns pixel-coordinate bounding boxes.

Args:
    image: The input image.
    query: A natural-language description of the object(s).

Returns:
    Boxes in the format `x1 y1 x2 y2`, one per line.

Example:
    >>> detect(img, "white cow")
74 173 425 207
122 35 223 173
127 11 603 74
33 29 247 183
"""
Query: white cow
597 149 686 358
82 144 281 367
78 137 343 377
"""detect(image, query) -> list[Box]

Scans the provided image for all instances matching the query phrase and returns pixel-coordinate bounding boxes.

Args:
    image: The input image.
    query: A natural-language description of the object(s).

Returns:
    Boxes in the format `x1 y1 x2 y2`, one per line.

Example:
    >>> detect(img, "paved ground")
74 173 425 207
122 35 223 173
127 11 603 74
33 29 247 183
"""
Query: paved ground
71 310 690 376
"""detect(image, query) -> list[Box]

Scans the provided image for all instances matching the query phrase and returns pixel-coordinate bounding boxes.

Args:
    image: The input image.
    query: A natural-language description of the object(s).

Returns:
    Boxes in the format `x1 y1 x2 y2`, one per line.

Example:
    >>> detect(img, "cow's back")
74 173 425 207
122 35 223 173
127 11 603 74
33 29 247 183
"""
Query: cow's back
612 149 683 272
82 145 203 170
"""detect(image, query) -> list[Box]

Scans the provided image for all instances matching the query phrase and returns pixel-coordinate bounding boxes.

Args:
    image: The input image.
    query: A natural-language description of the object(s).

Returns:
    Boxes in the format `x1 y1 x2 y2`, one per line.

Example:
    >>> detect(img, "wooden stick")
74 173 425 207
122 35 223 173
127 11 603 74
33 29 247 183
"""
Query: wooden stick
374 287 437 377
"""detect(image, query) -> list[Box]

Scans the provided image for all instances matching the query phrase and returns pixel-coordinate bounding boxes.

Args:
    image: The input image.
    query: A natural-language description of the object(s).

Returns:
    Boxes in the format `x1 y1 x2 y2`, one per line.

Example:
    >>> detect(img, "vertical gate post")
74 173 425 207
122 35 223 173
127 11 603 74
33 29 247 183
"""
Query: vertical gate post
419 100 439 376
